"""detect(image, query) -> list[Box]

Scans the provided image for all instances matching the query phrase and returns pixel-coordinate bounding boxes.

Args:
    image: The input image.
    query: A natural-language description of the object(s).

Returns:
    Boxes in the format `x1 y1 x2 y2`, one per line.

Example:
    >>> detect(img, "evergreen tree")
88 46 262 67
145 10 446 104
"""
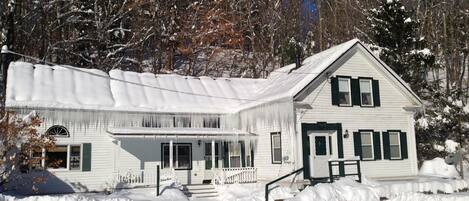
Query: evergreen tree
368 0 439 96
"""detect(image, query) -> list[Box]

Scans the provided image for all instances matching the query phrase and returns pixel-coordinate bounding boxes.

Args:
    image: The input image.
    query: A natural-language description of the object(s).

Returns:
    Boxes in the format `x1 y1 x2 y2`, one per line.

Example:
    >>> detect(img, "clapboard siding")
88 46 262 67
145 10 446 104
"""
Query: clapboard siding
299 50 419 178
252 124 295 180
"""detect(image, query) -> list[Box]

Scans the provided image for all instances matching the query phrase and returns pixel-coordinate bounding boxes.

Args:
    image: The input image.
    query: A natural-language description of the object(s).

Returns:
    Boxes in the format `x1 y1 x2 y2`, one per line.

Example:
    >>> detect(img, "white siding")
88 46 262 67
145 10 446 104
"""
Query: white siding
252 124 295 180
298 50 419 178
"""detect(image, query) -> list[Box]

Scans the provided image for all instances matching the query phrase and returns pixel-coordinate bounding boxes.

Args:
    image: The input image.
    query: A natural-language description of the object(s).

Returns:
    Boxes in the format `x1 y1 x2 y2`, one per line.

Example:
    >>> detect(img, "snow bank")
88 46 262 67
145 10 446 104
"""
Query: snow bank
445 140 459 153
0 194 130 201
291 178 379 201
388 192 469 201
217 183 294 201
419 158 460 178
373 177 468 198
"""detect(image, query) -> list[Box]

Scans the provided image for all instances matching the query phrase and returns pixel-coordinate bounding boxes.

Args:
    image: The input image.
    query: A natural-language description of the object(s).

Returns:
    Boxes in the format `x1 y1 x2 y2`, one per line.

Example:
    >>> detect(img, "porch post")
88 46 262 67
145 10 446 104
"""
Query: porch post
211 140 215 170
169 140 174 170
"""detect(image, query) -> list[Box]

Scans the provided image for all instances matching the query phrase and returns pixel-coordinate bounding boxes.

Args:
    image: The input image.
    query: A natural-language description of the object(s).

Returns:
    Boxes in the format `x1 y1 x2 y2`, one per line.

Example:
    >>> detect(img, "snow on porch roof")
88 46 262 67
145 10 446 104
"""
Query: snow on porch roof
107 127 257 139
5 39 367 113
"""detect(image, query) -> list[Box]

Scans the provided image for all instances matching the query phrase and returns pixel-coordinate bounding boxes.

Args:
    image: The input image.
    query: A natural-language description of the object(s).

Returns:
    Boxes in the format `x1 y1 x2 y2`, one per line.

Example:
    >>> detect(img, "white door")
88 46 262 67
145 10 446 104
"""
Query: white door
309 131 334 178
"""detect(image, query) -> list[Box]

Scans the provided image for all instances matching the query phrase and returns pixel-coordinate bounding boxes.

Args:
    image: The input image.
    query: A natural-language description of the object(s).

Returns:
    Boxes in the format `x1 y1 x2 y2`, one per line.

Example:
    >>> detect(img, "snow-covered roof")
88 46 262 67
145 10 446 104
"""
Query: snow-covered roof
5 38 421 114
6 62 262 113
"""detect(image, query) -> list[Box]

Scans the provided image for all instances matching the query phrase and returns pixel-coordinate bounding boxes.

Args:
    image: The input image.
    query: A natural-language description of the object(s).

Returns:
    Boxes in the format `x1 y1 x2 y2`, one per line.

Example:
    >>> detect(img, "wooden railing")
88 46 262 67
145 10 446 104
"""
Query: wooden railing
115 168 173 186
213 167 257 184
328 159 361 183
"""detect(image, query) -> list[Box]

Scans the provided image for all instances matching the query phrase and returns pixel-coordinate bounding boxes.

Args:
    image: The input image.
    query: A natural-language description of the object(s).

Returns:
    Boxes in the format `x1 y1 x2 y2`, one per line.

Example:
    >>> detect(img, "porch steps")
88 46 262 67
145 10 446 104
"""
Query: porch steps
183 184 219 200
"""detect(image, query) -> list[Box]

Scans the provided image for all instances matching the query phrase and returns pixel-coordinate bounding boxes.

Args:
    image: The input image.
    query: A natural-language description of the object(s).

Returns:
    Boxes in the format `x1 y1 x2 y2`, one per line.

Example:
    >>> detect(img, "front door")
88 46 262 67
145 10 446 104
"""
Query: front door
309 131 335 178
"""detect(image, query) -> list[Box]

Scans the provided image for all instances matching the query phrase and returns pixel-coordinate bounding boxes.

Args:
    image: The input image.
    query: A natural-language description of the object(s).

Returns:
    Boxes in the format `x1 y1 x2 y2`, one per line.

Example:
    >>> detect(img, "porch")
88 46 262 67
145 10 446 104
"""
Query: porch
108 127 258 186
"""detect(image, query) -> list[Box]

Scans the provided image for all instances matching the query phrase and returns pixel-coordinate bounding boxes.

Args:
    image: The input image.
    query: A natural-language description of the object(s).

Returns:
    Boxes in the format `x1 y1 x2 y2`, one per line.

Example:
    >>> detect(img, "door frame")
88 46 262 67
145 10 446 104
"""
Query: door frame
301 122 345 180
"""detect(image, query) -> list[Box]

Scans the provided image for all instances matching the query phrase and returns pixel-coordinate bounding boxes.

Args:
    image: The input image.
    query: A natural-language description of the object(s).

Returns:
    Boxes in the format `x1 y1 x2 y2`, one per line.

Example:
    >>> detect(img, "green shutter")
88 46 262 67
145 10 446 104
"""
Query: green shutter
240 142 246 167
331 77 339 105
250 147 254 167
373 132 382 160
353 132 362 159
400 132 408 159
383 132 391 159
351 79 361 106
223 142 229 167
372 80 381 106
82 143 92 171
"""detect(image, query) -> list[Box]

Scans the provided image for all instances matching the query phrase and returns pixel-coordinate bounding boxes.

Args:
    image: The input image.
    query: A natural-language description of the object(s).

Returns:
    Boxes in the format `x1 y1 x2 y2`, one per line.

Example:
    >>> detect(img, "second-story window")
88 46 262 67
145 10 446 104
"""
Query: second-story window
174 116 191 127
203 117 220 128
338 77 351 106
359 79 373 106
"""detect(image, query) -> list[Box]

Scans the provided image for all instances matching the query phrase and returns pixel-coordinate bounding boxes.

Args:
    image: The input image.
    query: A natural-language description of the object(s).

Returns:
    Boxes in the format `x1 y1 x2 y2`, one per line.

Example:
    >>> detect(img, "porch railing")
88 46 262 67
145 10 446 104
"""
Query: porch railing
220 167 257 184
115 168 173 186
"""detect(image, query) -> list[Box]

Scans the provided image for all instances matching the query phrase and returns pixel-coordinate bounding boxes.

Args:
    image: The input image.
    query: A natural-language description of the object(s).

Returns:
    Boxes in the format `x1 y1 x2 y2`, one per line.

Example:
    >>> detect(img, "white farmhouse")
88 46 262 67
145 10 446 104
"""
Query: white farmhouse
4 39 422 193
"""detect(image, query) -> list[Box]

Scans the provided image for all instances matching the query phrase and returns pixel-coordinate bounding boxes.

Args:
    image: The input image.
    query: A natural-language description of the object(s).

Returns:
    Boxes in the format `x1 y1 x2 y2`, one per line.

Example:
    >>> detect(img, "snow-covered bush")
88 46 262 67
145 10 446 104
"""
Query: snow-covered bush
0 111 55 192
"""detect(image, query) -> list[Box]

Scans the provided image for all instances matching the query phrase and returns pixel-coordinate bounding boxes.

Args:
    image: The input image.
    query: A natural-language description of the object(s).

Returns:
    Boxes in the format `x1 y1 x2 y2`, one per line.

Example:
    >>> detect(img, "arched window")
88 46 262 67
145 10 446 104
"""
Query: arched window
46 125 69 137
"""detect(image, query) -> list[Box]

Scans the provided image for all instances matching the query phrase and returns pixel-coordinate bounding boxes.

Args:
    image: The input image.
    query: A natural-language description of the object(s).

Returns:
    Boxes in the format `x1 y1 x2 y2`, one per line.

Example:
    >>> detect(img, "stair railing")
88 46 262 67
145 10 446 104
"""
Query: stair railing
265 167 303 201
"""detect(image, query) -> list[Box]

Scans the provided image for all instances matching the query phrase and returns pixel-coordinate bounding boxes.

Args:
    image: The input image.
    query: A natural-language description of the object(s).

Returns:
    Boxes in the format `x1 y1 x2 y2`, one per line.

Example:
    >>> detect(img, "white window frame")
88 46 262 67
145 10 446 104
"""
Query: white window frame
271 132 282 164
228 143 242 168
40 144 82 172
360 132 374 160
162 143 192 170
359 79 374 106
338 77 352 106
389 132 402 159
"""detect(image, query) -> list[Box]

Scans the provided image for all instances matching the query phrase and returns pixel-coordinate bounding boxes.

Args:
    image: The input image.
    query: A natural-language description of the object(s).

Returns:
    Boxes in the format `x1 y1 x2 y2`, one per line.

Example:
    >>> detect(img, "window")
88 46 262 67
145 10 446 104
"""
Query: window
203 117 220 128
338 78 351 106
205 143 219 169
30 149 43 170
229 143 242 167
44 145 82 170
162 143 192 170
389 132 401 159
174 116 191 128
359 79 373 106
142 117 161 127
46 125 69 137
271 132 282 164
360 132 374 160
315 136 327 156
69 145 81 170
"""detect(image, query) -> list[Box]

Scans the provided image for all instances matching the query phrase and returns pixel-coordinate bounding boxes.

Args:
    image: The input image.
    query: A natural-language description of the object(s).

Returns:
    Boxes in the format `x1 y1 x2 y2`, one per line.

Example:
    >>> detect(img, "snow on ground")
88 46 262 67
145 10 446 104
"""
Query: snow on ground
216 182 295 201
388 192 469 201
291 178 379 201
0 186 187 201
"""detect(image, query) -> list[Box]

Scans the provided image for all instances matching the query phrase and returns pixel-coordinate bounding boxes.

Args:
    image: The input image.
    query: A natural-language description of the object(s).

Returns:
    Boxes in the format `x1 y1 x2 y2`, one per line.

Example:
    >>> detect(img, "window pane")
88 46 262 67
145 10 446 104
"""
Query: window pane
177 145 191 169
362 146 373 159
31 149 43 170
389 133 399 145
339 92 351 105
163 145 170 168
246 155 251 167
361 93 372 105
272 135 281 148
391 145 400 158
230 156 241 167
46 146 67 169
203 117 220 128
361 133 372 144
230 143 241 156
274 149 282 162
70 146 81 170
339 79 350 92
174 116 191 127
315 136 327 156
359 80 371 93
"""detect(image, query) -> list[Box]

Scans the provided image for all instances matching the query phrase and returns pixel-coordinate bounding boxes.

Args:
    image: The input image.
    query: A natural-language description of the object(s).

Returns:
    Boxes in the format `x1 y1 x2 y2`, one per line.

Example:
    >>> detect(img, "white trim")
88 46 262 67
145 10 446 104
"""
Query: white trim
389 131 402 159
360 131 374 160
359 79 374 106
338 77 352 106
